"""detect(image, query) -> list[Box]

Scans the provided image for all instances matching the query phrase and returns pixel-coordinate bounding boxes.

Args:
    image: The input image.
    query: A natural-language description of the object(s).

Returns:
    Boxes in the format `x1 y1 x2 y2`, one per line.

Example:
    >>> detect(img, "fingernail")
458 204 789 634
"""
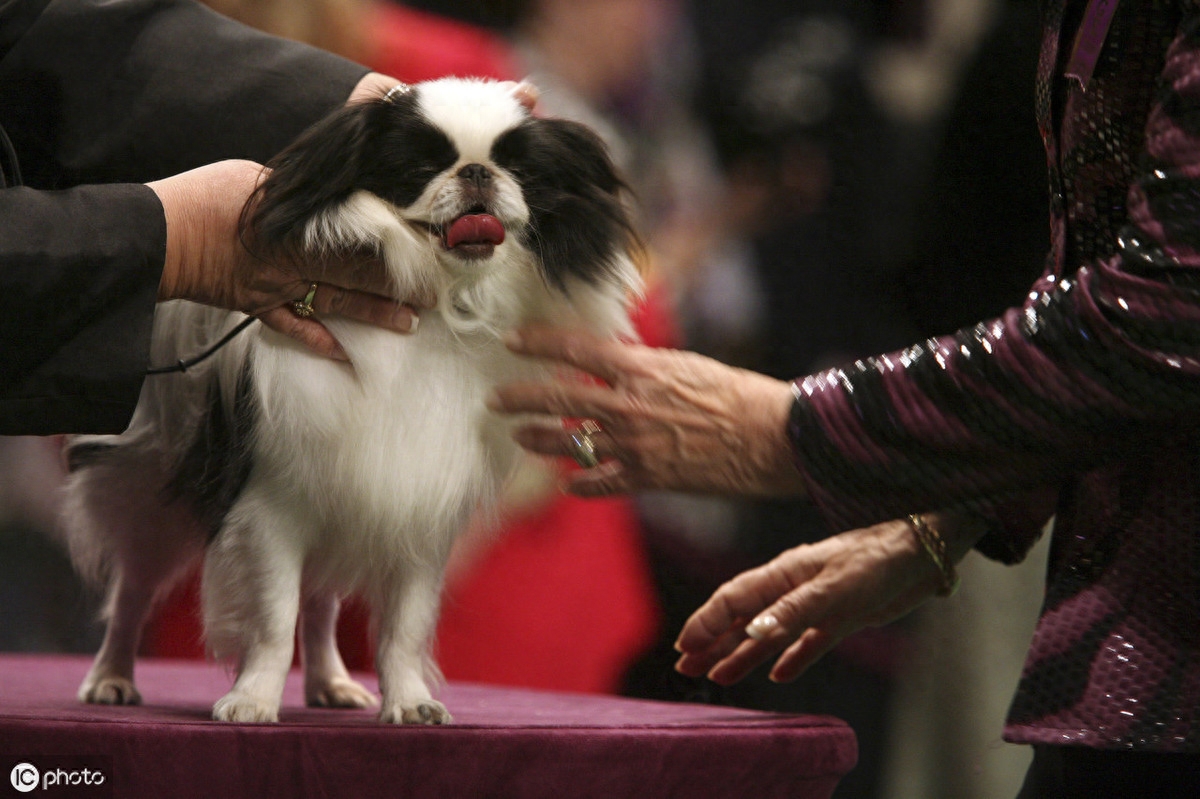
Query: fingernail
391 305 419 334
745 614 779 641
706 665 729 685
769 662 795 684
484 390 501 411
502 330 523 351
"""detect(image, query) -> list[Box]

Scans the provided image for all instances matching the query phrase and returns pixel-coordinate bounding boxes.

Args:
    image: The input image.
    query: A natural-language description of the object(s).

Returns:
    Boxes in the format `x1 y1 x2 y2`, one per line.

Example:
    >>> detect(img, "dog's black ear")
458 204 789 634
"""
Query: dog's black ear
240 92 460 260
491 118 642 289
240 102 375 258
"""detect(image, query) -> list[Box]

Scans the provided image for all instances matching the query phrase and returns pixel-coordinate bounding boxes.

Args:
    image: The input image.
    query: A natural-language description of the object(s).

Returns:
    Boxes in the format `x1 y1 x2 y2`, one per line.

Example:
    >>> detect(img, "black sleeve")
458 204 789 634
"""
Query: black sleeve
0 184 165 434
0 0 370 435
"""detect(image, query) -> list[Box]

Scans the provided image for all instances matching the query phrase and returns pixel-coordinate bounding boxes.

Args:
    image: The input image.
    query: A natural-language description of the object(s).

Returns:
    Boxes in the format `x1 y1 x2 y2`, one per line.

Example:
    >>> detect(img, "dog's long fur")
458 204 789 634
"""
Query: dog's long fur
61 79 640 724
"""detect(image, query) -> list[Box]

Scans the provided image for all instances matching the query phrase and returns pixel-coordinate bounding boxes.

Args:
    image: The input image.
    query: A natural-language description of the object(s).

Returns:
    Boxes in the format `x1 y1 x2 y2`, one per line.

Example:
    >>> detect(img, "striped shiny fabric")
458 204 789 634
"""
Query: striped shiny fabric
788 0 1200 752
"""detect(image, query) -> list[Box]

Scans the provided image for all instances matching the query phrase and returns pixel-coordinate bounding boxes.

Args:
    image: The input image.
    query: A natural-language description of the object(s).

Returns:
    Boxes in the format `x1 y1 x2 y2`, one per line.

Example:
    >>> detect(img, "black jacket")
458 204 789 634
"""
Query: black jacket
0 0 367 434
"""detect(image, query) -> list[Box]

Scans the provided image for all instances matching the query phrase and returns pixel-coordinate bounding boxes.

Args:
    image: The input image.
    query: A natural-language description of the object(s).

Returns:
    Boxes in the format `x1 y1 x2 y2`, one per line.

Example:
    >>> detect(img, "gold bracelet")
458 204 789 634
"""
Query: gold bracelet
906 514 960 597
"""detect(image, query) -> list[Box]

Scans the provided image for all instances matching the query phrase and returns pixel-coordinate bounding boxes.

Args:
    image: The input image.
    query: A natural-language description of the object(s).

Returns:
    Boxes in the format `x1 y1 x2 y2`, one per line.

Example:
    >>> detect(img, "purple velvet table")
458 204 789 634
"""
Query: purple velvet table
0 654 856 798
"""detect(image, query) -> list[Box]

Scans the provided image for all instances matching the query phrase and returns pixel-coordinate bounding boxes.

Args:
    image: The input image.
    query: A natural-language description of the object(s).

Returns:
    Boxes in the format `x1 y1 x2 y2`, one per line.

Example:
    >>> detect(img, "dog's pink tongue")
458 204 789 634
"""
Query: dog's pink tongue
445 214 505 248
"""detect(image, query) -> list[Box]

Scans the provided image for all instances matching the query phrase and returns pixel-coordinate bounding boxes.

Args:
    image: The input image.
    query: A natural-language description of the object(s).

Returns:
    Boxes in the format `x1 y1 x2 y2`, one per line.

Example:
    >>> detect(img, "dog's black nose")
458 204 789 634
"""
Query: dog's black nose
457 163 492 187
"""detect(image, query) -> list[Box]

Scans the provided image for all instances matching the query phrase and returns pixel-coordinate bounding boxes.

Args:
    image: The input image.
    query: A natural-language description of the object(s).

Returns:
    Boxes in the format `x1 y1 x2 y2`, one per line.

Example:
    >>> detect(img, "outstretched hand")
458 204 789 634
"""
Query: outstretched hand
488 324 806 498
674 514 984 684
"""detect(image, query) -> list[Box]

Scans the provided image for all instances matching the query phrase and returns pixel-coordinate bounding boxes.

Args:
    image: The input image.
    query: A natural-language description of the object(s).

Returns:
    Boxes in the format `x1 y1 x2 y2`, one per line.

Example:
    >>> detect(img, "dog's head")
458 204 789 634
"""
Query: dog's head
243 78 641 333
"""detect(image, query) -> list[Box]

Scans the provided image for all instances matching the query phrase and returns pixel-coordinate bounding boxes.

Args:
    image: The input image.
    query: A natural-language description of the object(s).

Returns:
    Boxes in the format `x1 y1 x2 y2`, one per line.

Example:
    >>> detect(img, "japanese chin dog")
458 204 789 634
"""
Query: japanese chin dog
60 78 640 724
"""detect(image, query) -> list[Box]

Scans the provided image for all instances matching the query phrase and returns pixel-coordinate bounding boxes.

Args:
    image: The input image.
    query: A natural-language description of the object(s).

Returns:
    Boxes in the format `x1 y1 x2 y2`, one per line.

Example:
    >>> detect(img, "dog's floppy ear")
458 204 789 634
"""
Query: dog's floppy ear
240 102 375 258
491 117 642 289
241 91 460 260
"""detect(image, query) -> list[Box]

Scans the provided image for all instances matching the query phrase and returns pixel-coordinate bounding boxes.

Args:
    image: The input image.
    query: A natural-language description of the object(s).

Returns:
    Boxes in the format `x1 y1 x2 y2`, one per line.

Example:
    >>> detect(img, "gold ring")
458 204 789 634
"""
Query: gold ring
569 420 602 469
291 282 319 318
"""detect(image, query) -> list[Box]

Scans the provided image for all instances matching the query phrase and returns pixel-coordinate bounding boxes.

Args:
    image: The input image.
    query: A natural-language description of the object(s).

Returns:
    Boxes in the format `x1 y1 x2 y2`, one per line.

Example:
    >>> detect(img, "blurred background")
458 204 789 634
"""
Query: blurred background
1 1 1052 796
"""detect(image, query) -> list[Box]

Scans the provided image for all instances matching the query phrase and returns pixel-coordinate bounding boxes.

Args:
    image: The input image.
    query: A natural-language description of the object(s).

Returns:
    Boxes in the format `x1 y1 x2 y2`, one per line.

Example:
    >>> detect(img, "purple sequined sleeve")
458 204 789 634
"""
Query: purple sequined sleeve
787 4 1200 551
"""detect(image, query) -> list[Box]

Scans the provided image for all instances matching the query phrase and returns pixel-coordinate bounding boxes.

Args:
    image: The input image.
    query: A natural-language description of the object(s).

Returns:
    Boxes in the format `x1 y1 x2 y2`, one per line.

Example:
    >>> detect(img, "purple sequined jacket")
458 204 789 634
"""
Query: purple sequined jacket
788 1 1199 752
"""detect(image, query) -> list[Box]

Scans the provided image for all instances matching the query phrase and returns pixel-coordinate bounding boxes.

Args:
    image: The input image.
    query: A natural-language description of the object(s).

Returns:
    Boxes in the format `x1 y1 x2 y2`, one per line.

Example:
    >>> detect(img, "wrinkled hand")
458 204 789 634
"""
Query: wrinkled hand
487 324 806 497
150 160 430 360
674 514 985 684
673 521 938 684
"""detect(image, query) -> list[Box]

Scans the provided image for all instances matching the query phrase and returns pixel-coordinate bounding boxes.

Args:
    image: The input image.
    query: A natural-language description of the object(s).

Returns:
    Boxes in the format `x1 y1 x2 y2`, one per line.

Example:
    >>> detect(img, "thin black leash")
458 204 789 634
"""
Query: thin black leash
0 120 259 376
143 316 258 376
0 122 22 189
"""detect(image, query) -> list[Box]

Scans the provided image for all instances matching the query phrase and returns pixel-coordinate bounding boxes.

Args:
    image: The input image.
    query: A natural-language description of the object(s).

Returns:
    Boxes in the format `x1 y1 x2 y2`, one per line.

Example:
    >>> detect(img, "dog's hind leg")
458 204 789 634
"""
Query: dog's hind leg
375 565 450 724
64 453 206 706
77 571 155 705
300 590 377 709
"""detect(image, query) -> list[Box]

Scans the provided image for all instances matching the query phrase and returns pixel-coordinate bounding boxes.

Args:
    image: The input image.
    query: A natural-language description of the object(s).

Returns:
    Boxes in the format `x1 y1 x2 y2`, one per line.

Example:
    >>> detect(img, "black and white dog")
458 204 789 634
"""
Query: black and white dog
61 79 639 724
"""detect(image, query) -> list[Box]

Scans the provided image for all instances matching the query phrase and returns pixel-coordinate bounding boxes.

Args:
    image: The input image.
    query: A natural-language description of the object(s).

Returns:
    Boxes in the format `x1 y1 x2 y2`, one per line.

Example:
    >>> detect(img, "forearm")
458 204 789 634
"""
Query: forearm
0 0 368 186
0 0 382 434
789 252 1200 532
788 8 1200 534
0 184 165 434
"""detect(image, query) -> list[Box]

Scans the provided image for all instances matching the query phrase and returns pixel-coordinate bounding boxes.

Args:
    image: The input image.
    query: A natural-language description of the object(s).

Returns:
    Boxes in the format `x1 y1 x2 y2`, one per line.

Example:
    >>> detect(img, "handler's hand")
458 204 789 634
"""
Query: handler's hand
150 160 430 360
673 521 938 684
674 513 984 685
488 324 806 497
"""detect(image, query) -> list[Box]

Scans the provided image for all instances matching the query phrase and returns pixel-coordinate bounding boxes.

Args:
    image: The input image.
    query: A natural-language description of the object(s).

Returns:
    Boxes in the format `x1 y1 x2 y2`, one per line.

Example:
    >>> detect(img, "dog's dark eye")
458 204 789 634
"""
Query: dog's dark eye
491 124 535 179
360 105 459 208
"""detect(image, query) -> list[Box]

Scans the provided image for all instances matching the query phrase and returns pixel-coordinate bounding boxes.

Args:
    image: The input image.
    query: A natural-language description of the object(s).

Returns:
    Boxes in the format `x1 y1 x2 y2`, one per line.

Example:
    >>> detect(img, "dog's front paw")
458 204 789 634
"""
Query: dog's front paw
78 676 142 706
306 676 378 709
379 699 451 725
212 691 280 723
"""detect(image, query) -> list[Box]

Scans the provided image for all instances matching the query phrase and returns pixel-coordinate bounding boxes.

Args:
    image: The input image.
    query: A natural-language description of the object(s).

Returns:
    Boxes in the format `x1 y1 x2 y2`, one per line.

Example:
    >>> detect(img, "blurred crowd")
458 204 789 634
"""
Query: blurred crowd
1 1 1049 797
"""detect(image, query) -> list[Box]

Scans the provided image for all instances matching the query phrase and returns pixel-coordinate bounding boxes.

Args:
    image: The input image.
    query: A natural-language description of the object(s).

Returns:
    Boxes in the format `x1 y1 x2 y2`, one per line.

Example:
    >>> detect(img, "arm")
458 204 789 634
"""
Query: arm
0 0 397 434
788 10 1200 537
0 184 165 434
0 0 368 184
503 7 1200 538
492 12 1200 549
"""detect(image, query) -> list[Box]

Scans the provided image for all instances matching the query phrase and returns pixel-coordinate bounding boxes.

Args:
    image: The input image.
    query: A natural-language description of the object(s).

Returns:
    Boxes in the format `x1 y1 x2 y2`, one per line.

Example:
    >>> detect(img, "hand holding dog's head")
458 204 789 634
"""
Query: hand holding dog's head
149 159 426 361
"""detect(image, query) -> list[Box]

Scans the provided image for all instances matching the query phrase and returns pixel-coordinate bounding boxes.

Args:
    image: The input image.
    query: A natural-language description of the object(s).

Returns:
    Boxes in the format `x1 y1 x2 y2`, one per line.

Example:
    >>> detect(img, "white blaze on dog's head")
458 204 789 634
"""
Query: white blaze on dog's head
415 78 527 169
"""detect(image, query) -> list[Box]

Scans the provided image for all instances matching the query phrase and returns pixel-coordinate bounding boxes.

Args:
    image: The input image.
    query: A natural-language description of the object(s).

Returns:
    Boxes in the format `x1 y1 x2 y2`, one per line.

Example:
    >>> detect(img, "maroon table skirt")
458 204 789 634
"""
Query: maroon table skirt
0 654 856 798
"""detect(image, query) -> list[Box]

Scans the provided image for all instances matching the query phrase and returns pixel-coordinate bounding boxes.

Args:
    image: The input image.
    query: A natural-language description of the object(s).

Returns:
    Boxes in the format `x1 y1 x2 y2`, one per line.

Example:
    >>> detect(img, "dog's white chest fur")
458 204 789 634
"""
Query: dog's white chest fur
250 314 529 578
